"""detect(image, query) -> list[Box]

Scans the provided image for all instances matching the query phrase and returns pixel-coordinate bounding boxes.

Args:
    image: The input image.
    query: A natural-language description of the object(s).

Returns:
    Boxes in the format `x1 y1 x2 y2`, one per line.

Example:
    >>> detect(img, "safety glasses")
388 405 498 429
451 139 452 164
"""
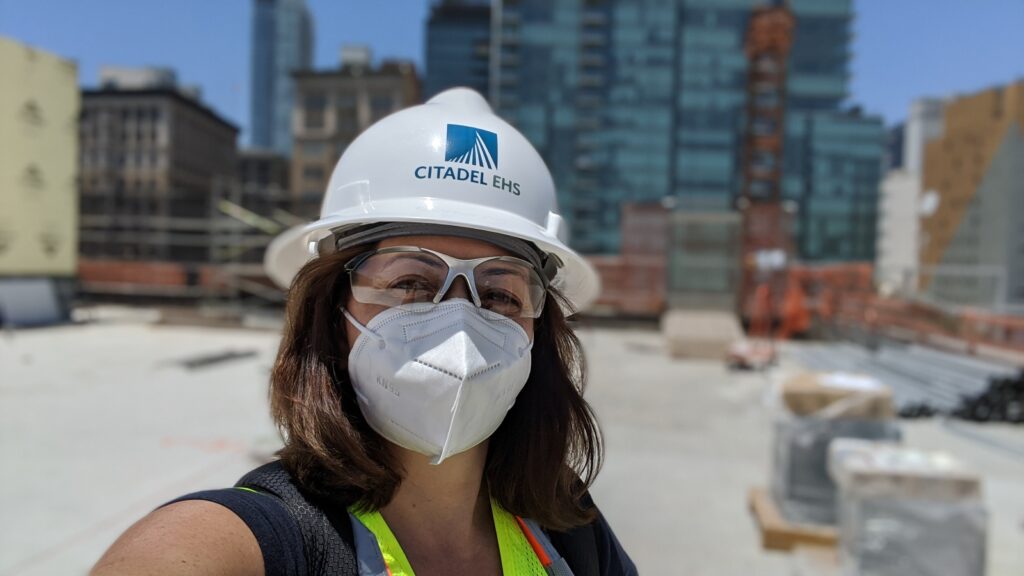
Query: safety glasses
344 246 548 319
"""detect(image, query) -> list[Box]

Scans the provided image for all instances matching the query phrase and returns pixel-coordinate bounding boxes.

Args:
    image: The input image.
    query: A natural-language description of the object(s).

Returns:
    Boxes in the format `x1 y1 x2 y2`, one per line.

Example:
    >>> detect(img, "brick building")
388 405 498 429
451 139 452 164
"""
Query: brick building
78 83 238 298
291 54 420 219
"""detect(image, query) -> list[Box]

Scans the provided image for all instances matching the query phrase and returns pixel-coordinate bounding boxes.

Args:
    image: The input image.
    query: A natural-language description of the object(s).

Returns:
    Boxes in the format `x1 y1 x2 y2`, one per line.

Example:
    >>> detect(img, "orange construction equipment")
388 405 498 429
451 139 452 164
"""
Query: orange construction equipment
787 263 874 327
730 0 796 369
776 271 811 338
737 1 796 328
727 283 778 369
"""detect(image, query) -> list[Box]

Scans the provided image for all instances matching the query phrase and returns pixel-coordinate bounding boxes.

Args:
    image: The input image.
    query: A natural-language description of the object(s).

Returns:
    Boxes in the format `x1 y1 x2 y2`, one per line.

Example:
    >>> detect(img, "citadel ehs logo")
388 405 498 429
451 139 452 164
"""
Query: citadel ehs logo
445 124 498 169
412 124 521 196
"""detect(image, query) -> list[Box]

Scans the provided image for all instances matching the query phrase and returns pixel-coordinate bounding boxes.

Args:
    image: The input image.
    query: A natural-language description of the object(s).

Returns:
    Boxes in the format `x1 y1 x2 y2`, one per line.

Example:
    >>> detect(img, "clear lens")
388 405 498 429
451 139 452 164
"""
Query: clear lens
474 258 546 318
350 250 447 307
348 248 546 319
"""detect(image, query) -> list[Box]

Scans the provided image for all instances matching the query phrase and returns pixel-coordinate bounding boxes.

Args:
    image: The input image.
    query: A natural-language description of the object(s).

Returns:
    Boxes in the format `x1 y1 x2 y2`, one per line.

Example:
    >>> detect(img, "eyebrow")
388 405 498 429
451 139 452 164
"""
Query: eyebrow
379 252 445 271
477 266 530 281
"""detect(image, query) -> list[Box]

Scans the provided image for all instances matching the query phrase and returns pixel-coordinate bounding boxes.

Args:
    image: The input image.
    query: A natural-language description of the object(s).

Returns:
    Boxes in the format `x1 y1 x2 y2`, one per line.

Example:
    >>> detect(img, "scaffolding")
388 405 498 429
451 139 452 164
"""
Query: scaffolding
77 178 296 308
738 0 796 325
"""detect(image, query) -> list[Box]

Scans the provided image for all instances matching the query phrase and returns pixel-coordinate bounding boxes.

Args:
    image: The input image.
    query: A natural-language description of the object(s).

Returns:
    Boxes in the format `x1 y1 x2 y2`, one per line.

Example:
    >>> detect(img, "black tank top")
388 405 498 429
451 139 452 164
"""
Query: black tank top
164 461 637 576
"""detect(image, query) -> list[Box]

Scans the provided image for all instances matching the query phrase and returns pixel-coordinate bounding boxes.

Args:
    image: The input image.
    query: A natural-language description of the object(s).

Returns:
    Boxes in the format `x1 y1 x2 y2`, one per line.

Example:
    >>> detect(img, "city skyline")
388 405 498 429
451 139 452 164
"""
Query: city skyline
1 0 1021 142
494 0 884 263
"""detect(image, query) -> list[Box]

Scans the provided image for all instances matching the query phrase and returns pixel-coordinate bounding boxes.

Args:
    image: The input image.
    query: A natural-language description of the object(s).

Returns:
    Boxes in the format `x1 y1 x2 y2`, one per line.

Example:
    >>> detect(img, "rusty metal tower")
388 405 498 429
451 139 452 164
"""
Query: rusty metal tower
738 0 796 324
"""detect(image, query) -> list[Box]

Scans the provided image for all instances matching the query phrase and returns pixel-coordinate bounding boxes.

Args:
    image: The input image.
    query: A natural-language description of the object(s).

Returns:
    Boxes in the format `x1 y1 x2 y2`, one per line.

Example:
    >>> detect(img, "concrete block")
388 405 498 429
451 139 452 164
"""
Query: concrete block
661 309 742 359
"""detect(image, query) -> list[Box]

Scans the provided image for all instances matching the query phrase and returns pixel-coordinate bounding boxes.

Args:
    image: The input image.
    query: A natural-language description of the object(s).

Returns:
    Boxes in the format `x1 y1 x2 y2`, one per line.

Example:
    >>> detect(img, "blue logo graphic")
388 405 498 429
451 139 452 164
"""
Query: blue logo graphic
445 124 498 169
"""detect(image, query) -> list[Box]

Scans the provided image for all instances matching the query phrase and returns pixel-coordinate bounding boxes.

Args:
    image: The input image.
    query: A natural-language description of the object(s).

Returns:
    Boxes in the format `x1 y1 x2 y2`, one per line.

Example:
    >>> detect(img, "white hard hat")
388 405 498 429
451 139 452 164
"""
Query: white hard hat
264 87 600 312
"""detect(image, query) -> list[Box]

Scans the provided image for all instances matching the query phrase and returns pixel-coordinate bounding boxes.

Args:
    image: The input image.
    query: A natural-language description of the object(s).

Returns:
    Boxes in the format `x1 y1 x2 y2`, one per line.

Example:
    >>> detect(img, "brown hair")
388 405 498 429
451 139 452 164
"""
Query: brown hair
269 246 603 530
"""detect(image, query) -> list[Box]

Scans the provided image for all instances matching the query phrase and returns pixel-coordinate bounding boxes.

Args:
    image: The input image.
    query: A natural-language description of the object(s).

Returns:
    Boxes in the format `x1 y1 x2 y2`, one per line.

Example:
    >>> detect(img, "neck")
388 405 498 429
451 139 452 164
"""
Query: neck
380 442 492 548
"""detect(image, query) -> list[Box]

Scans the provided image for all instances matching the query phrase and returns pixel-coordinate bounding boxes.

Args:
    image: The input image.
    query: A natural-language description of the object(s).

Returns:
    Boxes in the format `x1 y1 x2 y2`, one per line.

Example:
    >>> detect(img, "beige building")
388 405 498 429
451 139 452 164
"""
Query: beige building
0 37 79 325
875 98 946 295
875 170 918 294
291 56 420 219
920 81 1024 310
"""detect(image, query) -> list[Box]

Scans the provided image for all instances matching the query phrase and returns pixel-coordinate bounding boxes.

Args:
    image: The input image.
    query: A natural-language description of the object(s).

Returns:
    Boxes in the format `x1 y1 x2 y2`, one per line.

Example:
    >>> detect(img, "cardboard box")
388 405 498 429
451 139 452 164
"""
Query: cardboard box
781 372 895 420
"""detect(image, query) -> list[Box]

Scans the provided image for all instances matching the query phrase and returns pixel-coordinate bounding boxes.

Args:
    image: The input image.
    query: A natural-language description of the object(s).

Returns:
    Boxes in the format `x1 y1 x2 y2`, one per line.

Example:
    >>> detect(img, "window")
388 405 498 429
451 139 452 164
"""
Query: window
336 93 359 133
303 166 324 181
23 165 44 189
304 93 327 129
301 141 326 157
370 94 395 121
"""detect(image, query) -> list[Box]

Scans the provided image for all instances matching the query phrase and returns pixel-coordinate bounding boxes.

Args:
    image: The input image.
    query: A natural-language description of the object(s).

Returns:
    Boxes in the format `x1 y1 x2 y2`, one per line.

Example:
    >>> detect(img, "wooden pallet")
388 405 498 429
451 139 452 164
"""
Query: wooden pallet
792 545 841 576
748 487 838 551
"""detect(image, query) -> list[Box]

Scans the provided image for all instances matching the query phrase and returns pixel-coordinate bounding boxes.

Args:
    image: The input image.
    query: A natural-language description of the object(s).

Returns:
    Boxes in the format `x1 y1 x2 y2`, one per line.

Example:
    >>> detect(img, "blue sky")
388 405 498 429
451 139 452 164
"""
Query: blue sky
2 0 1021 141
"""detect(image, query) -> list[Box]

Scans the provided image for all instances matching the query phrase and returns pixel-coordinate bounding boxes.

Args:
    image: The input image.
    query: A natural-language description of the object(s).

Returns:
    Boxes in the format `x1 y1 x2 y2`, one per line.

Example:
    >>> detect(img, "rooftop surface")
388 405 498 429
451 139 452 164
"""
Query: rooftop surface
1 309 1022 575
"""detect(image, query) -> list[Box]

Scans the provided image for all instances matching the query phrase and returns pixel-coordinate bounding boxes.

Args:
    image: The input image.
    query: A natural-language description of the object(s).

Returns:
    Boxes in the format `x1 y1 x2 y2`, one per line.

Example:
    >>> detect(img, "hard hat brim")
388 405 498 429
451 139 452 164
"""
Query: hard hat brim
264 197 601 314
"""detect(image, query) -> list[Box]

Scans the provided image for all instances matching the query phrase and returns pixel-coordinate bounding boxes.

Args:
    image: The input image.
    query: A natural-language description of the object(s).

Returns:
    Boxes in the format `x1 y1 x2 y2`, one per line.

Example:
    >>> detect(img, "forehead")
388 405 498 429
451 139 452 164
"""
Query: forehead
376 235 517 260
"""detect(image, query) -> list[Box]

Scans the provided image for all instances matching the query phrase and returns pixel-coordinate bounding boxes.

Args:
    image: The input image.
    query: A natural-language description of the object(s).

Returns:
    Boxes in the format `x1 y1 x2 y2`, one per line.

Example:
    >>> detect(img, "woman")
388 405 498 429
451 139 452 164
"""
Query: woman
92 88 636 576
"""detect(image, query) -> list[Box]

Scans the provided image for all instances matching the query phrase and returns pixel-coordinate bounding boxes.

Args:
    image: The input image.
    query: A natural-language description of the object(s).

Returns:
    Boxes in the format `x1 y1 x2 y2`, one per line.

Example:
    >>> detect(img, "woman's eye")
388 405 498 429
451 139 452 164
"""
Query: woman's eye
390 277 434 292
484 291 522 309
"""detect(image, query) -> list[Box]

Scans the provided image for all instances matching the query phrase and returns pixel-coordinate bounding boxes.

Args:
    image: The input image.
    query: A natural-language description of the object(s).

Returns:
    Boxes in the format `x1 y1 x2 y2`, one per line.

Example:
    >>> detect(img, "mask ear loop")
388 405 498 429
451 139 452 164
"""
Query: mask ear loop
341 307 386 349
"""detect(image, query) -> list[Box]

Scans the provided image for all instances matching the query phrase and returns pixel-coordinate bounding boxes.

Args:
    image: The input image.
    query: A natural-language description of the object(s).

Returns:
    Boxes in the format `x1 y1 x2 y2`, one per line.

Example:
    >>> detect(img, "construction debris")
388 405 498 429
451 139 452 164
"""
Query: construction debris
896 402 939 419
174 349 259 370
952 370 1024 423
899 370 1024 424
791 342 1017 412
726 338 777 370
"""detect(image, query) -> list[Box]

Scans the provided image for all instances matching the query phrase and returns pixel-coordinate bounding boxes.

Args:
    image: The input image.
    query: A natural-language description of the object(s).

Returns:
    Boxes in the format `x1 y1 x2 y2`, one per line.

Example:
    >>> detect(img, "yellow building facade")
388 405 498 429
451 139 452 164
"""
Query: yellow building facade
921 81 1024 309
0 37 79 277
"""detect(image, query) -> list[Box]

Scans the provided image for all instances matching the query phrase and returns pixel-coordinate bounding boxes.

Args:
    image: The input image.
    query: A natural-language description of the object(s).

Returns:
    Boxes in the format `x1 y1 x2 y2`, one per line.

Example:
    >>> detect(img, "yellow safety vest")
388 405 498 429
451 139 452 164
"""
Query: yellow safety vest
350 499 551 576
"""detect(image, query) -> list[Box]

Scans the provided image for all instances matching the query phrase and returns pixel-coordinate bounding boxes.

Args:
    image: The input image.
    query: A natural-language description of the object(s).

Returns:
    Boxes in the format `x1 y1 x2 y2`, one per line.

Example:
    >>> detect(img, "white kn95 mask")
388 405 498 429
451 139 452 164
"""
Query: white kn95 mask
342 299 533 464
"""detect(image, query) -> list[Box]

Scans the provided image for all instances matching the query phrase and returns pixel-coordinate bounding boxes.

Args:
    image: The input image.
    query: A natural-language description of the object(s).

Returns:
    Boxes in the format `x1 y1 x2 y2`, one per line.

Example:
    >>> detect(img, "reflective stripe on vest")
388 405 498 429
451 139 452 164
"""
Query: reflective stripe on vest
517 517 576 576
350 507 409 576
348 500 573 576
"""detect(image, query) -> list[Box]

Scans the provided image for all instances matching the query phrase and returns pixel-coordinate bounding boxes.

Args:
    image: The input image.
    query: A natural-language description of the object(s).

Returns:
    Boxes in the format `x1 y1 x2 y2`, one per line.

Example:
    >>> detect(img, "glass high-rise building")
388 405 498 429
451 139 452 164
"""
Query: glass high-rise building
250 0 314 154
425 0 492 100
799 110 885 261
493 0 884 262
